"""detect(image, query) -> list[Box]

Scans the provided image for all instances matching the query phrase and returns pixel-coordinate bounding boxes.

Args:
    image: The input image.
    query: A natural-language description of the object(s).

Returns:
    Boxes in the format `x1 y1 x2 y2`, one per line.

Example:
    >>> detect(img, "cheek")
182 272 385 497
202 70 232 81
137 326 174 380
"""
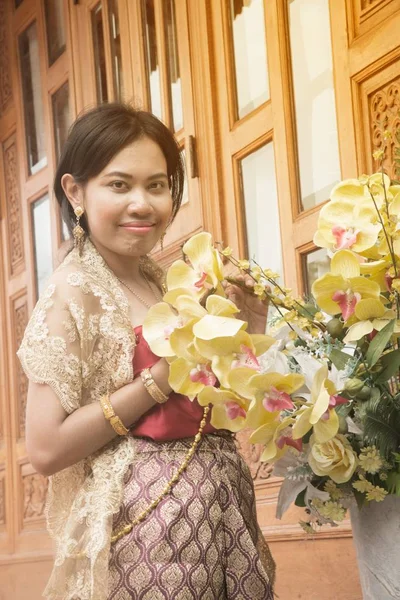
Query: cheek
85 188 119 229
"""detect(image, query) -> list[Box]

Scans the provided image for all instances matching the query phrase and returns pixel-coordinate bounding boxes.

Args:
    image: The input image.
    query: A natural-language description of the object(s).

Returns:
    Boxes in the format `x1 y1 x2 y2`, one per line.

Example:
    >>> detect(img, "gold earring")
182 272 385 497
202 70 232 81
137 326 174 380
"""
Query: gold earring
160 231 166 252
73 206 85 256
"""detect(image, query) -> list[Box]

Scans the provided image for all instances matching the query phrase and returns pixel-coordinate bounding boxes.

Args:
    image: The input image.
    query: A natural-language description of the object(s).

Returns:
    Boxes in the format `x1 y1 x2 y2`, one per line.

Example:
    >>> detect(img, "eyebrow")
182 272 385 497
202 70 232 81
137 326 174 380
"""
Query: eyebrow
102 171 168 181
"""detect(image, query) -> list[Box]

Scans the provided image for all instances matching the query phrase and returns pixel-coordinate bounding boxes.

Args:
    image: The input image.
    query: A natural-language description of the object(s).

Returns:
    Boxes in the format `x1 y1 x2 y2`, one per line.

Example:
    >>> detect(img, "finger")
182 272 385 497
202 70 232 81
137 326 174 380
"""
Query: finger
243 275 254 287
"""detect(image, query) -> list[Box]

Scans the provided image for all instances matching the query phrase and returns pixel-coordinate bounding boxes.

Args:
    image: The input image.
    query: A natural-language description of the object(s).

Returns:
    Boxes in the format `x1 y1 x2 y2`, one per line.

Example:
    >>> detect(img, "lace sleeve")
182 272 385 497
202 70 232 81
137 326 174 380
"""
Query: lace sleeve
17 277 84 414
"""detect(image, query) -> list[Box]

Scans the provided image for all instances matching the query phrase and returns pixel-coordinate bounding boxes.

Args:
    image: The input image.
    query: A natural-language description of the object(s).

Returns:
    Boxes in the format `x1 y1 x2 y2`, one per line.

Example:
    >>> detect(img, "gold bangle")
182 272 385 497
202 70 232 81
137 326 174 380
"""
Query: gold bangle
100 395 129 436
140 368 169 404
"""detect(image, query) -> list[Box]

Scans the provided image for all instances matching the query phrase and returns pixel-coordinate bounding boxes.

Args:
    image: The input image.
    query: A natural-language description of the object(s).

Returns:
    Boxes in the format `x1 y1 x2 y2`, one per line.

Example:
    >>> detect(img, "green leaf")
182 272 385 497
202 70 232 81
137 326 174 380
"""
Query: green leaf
387 471 400 496
365 320 395 368
375 349 400 382
364 399 400 458
294 488 307 508
329 349 351 371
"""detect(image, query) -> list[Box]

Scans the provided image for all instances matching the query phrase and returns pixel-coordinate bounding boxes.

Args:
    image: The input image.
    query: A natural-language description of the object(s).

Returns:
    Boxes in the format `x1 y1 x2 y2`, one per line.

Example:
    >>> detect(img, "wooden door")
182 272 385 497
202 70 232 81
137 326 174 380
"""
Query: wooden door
0 0 76 596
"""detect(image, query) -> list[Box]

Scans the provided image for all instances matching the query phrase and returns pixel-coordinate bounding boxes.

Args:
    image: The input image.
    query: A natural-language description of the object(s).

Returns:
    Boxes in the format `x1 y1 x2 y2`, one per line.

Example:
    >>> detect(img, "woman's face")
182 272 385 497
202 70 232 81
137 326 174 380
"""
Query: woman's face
80 136 173 258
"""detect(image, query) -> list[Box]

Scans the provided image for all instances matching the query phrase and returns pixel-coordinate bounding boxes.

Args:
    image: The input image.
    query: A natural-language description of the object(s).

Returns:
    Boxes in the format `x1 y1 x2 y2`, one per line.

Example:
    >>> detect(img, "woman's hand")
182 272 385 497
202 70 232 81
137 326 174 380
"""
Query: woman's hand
223 273 270 334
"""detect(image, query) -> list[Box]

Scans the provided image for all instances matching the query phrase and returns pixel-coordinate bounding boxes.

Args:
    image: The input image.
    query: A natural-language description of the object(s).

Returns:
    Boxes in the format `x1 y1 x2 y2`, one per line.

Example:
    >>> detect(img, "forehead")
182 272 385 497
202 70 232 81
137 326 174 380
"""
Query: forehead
101 136 167 176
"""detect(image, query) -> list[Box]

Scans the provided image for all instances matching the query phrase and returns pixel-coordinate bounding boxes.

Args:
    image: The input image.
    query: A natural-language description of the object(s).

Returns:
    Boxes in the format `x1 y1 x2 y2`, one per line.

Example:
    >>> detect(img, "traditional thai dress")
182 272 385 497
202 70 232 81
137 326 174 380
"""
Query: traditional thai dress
17 238 275 600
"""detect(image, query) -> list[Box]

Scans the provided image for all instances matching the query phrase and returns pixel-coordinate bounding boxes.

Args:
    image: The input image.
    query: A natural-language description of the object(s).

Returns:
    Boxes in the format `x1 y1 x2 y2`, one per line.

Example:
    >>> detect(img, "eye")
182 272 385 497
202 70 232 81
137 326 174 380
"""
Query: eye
110 180 128 191
148 181 167 191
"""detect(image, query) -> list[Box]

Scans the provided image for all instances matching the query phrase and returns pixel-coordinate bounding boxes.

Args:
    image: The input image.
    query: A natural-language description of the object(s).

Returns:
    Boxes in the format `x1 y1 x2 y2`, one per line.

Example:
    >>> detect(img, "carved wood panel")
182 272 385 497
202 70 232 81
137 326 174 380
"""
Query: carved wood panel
3 135 24 276
0 1 12 113
22 473 48 522
12 295 29 438
369 77 400 179
236 430 273 481
348 0 400 39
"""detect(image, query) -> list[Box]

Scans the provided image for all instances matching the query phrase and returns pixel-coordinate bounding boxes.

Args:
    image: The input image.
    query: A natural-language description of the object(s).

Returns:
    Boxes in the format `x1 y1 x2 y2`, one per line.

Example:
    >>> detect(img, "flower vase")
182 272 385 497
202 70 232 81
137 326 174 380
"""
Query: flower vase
350 495 400 599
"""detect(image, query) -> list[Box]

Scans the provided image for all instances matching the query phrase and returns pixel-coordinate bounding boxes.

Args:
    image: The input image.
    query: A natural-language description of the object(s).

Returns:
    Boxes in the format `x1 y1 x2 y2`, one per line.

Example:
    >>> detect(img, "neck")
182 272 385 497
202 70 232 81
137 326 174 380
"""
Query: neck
88 236 143 284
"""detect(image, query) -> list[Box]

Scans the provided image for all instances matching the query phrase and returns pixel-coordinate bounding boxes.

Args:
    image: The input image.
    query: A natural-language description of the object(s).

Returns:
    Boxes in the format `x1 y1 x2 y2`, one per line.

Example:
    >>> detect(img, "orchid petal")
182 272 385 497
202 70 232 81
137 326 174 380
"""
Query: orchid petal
193 314 247 340
331 250 360 278
205 295 239 317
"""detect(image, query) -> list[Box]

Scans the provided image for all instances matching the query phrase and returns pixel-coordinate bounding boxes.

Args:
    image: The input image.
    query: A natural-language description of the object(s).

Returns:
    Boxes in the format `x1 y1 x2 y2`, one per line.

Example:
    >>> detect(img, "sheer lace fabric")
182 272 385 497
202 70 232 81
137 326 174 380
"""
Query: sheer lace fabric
17 238 164 600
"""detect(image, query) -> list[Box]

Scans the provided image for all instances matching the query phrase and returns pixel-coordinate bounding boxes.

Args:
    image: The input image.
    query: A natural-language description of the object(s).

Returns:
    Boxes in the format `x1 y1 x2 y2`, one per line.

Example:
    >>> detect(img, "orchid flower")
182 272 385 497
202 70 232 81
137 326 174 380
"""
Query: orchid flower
194 328 274 387
314 198 380 253
292 365 348 443
249 414 299 462
312 249 381 321
197 386 249 432
343 298 395 343
166 232 224 297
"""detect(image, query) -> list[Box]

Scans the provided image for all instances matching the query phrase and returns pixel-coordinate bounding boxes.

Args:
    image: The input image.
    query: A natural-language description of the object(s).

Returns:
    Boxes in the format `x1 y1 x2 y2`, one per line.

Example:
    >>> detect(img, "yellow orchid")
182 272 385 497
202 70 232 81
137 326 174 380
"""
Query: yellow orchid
343 298 395 343
143 295 207 358
228 368 304 431
314 199 380 253
359 256 392 292
143 302 185 357
292 365 348 444
166 232 224 296
168 355 217 400
312 250 381 321
194 329 274 387
197 387 249 432
250 414 300 462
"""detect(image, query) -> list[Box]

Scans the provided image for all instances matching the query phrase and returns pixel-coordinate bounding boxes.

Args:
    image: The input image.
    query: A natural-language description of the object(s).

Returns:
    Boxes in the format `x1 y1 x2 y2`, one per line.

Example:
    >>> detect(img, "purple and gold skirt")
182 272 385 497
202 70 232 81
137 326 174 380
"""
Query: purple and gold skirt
108 433 275 599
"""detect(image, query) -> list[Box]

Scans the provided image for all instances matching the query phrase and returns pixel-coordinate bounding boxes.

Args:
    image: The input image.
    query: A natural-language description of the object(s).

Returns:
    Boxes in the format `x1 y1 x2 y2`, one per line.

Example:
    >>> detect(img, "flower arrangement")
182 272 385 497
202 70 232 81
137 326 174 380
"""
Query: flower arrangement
143 152 400 532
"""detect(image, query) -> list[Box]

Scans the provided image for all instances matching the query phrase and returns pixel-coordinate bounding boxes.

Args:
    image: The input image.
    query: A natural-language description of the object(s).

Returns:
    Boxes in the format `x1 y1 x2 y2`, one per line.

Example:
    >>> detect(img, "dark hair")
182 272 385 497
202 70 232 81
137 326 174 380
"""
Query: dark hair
54 102 185 238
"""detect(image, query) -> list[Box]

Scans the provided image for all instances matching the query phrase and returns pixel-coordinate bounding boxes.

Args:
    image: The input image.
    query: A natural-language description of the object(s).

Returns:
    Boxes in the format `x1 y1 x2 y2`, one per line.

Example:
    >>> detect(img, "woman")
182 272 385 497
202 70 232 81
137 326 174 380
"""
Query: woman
18 103 275 600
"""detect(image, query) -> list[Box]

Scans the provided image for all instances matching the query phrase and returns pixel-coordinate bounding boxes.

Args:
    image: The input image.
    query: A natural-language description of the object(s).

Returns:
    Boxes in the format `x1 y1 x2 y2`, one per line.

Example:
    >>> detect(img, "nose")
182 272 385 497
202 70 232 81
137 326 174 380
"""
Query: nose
127 189 153 215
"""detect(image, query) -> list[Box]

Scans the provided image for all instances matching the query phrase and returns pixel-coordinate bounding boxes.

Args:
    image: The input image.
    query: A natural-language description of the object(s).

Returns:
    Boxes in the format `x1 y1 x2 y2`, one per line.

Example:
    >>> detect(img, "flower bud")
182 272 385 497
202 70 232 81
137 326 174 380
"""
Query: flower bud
344 378 364 396
357 386 371 401
326 318 344 339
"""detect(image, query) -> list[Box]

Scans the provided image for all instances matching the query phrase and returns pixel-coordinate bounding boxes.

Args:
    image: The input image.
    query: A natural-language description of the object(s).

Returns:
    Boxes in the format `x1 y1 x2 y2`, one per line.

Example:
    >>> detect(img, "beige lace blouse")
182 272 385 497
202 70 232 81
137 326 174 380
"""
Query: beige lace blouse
17 238 164 600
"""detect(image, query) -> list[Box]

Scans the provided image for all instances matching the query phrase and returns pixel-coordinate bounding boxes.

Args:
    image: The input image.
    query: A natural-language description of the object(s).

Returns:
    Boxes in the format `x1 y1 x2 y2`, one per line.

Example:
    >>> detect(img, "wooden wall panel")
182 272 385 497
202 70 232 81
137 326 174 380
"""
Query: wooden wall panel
348 0 400 41
0 1 13 113
3 135 24 277
353 50 400 175
11 294 29 440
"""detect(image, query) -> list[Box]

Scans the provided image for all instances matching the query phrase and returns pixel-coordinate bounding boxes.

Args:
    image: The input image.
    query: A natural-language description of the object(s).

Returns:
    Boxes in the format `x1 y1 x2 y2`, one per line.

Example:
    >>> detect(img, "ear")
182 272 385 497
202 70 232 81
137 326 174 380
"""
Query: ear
61 173 85 211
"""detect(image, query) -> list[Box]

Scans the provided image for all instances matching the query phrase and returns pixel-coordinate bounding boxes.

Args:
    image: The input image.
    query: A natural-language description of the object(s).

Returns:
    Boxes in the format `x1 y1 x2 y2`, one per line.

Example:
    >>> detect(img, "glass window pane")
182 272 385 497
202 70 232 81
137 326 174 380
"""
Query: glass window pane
143 0 162 120
108 0 124 100
165 0 183 131
240 143 282 276
230 0 270 119
52 81 70 163
19 22 47 176
303 248 330 295
92 3 108 103
32 195 53 297
288 0 341 212
44 0 66 65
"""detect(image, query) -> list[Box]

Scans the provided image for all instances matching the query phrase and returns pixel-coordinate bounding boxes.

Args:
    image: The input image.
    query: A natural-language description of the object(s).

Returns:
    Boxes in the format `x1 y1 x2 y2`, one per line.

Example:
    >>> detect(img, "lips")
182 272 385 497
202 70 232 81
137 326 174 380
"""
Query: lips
120 222 155 227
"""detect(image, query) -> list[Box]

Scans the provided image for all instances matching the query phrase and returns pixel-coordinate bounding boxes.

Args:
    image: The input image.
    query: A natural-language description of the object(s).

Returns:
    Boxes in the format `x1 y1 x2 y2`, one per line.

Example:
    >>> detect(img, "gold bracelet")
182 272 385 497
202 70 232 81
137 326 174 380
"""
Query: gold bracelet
100 395 129 436
140 368 169 404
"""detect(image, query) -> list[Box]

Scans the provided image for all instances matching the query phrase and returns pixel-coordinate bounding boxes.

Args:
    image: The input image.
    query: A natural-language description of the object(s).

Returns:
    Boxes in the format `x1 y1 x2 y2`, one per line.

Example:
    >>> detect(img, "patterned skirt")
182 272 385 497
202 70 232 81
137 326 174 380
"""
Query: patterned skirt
108 433 275 600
